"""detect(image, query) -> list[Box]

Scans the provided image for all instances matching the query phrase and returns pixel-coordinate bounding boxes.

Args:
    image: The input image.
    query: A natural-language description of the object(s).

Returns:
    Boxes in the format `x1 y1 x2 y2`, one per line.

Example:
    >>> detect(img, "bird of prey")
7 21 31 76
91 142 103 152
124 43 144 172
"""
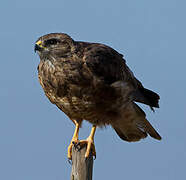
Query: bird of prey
34 33 161 159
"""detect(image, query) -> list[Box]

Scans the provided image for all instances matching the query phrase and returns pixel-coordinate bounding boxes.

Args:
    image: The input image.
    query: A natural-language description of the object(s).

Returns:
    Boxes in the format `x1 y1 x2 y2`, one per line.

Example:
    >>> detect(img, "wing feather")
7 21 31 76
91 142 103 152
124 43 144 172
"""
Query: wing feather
83 43 135 85
83 43 160 109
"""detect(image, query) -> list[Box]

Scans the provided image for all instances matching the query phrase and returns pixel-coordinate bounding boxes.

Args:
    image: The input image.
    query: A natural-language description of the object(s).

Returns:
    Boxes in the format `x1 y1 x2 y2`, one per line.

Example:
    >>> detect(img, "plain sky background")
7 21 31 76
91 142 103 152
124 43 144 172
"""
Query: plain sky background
0 0 185 180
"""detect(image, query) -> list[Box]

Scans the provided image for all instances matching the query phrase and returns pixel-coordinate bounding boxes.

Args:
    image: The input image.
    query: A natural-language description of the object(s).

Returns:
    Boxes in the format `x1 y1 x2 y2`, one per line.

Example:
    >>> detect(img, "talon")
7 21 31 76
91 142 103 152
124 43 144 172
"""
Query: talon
79 138 96 159
68 159 72 165
73 141 80 150
67 124 97 160
67 139 79 160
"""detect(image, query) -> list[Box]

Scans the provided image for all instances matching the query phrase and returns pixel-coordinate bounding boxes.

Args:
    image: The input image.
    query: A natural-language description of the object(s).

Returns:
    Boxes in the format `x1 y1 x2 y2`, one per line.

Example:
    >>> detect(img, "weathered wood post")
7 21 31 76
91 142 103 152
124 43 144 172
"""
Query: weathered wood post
70 145 94 180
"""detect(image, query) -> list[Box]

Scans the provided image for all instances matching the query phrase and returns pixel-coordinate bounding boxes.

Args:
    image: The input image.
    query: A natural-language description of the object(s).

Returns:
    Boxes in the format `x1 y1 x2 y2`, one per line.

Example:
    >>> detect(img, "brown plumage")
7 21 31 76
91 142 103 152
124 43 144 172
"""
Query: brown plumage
34 33 161 158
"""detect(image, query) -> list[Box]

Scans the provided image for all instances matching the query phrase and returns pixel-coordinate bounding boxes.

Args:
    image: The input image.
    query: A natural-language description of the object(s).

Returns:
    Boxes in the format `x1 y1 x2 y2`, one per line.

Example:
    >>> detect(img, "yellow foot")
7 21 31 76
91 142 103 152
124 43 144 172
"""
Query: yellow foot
79 137 96 159
68 125 97 160
67 139 79 160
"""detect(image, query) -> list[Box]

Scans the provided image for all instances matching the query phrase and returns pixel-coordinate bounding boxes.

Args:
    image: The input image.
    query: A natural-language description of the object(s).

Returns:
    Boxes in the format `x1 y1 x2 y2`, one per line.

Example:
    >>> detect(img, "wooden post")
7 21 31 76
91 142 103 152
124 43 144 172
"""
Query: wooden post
70 145 94 180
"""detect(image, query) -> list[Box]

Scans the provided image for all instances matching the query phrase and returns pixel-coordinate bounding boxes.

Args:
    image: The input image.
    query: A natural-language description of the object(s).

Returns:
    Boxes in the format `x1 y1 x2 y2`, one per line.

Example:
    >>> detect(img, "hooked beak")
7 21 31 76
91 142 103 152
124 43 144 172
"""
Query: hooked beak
34 40 44 52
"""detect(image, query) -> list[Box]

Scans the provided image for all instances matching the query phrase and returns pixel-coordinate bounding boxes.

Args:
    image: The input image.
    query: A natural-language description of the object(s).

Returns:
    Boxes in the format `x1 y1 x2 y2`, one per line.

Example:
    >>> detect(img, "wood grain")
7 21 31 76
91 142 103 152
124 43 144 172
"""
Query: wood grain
70 145 93 180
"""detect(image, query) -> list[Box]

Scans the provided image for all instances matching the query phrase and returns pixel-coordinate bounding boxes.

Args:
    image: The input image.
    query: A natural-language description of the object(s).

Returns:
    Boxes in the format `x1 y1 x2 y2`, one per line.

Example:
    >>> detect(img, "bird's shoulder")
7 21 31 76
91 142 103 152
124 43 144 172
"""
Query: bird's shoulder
79 42 125 62
76 41 135 85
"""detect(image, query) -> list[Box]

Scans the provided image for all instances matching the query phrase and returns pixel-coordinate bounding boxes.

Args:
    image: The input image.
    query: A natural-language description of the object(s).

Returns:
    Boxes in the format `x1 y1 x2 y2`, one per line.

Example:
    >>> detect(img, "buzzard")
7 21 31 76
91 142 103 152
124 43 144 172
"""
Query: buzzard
34 33 161 159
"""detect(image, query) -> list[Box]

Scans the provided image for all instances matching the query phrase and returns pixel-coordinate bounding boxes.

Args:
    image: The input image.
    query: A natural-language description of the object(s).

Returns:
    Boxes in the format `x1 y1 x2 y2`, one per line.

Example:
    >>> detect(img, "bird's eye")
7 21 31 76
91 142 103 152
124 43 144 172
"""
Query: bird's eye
45 38 59 46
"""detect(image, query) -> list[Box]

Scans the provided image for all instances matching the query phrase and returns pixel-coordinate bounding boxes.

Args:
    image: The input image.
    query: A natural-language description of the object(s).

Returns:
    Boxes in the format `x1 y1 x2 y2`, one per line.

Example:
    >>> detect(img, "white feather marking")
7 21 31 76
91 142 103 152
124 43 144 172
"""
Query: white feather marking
46 60 55 72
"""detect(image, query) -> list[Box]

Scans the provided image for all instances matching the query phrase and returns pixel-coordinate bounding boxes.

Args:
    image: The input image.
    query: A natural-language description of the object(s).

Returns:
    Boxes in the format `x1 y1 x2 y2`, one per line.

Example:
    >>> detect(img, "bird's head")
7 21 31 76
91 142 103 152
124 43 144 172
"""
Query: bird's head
34 33 76 59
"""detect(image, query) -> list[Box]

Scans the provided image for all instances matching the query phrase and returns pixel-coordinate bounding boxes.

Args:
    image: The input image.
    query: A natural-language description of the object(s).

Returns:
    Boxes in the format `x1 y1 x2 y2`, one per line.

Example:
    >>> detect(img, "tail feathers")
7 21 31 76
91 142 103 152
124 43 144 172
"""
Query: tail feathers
112 103 161 142
141 88 160 108
133 87 160 109
139 119 162 140
113 125 148 142
133 103 161 140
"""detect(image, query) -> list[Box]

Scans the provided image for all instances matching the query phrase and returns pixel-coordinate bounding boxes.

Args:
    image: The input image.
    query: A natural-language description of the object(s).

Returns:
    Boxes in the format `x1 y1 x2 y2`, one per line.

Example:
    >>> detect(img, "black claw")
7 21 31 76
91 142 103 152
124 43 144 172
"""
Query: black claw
73 142 78 148
72 141 81 151
68 159 72 165
72 141 77 148
72 141 76 145
75 142 81 150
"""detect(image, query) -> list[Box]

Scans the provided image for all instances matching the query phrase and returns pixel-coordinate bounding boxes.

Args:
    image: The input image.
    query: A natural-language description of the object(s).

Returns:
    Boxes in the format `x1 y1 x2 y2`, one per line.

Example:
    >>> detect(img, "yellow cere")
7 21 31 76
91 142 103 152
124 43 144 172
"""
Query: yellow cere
36 40 44 47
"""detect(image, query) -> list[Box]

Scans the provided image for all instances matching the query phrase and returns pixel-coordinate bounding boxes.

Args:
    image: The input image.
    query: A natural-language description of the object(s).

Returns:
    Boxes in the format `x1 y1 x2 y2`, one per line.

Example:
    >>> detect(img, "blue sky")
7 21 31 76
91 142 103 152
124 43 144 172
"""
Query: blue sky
0 0 185 179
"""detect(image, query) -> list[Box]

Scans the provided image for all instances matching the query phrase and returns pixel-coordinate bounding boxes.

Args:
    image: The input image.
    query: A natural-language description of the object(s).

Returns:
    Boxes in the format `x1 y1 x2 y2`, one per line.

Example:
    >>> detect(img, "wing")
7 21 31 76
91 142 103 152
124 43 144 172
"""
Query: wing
83 43 136 85
83 43 160 109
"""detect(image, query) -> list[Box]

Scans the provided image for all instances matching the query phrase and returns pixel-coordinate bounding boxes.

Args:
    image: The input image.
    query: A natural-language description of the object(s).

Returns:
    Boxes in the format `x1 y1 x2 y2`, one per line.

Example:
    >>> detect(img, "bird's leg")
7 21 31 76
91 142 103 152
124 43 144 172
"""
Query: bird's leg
79 125 97 159
67 120 80 160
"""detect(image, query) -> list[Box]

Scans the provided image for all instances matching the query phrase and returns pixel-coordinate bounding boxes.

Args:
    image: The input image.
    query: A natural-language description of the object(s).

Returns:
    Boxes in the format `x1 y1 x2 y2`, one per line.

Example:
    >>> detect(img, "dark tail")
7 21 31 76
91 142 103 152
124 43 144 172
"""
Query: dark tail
133 87 160 110
140 87 160 107
112 103 161 142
